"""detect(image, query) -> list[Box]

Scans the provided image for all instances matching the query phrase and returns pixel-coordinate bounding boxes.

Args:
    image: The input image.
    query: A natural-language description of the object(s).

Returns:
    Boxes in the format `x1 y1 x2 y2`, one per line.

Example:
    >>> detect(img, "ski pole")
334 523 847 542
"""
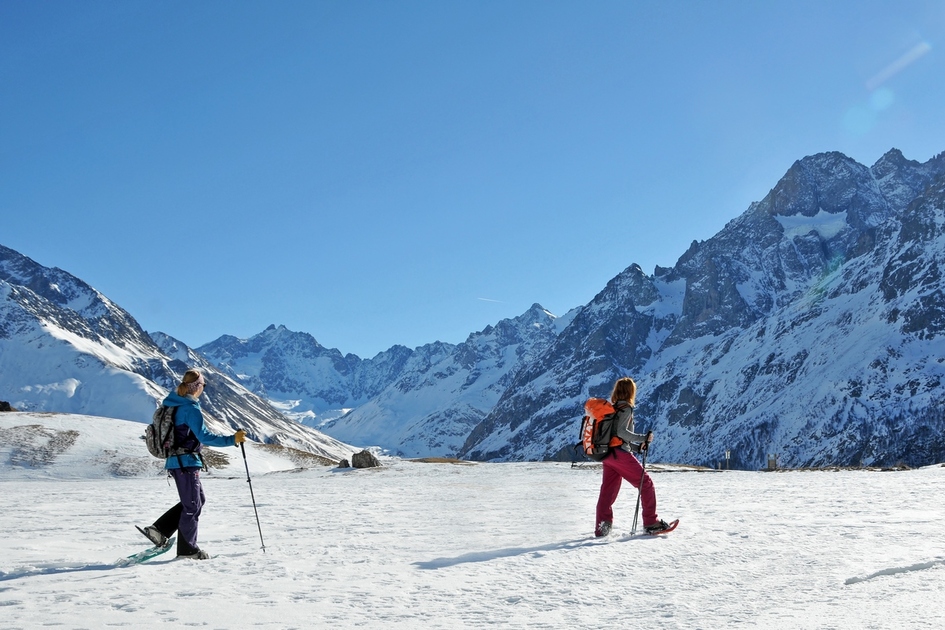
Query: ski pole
631 431 653 535
240 440 266 553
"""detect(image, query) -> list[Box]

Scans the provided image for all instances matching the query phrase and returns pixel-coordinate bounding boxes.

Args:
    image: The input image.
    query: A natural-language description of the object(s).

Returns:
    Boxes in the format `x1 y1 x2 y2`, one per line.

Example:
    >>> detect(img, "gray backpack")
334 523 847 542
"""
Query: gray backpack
144 406 178 458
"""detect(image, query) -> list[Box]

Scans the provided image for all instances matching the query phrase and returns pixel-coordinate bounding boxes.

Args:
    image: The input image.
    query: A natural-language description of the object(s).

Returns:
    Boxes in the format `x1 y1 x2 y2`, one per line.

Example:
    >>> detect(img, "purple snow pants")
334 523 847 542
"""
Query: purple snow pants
595 448 658 535
153 467 206 555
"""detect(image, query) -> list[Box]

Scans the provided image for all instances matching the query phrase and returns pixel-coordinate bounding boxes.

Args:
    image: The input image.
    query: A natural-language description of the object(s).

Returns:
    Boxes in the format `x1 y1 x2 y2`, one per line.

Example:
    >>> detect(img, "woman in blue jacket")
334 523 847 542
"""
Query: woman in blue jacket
138 369 245 559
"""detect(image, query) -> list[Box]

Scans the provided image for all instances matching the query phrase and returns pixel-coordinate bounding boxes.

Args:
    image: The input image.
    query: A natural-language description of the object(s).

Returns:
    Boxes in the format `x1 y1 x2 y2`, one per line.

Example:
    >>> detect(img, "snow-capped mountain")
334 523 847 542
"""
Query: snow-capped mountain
0 245 353 461
198 304 576 456
459 148 945 468
196 324 427 425
320 304 574 456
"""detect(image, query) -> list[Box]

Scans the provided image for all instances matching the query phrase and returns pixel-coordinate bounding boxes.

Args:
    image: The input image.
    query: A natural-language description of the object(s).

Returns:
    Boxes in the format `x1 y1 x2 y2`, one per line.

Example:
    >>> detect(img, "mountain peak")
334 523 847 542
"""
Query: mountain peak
526 302 555 319
767 150 871 218
870 147 917 174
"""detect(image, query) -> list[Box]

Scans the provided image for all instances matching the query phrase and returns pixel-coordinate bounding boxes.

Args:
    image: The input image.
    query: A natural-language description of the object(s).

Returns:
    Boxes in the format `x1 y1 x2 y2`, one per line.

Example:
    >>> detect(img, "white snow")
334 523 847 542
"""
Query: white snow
2 412 944 628
776 209 849 240
0 321 165 422
651 276 687 318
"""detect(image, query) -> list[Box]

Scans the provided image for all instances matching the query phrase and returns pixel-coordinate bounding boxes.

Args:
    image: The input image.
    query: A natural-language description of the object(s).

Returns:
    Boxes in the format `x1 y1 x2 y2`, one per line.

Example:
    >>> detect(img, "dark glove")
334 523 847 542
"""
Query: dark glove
640 431 653 452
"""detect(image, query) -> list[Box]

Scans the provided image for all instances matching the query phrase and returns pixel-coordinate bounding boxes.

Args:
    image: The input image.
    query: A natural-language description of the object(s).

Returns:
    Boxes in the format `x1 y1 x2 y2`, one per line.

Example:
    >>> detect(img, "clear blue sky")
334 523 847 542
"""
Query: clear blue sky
2 1 943 358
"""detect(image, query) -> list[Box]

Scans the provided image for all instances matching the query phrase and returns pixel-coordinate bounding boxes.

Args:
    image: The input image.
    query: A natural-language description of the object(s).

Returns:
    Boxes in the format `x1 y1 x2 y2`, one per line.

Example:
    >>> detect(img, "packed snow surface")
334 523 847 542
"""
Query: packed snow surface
2 413 944 628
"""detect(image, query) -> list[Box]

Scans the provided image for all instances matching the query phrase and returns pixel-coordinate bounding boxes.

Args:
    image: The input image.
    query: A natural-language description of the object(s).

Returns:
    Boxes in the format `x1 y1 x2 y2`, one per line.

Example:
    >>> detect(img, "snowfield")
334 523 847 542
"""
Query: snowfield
2 413 944 628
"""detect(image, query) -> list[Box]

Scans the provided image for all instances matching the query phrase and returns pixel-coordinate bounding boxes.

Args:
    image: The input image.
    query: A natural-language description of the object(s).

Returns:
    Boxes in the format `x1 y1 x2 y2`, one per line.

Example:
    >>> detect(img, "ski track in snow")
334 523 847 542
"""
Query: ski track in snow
1 462 944 628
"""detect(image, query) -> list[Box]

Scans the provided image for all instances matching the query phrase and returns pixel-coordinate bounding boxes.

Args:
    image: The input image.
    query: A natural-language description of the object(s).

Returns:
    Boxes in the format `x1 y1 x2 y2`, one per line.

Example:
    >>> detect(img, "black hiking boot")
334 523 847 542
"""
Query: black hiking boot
137 525 168 547
645 519 672 534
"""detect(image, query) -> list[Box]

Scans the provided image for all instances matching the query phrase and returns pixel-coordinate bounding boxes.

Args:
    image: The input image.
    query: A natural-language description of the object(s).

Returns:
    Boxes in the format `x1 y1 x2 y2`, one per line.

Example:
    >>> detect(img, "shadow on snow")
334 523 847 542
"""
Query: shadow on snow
0 557 176 582
413 534 655 570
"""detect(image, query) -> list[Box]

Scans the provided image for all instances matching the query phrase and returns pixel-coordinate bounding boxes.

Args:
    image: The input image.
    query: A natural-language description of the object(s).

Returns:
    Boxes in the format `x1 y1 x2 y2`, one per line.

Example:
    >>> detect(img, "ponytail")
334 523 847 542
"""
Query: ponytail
176 369 205 396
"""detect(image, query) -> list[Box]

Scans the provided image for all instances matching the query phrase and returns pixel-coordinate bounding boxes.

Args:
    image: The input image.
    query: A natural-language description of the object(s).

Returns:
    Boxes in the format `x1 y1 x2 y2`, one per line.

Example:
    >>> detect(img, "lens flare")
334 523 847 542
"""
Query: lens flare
869 87 895 111
866 41 932 90
843 41 930 136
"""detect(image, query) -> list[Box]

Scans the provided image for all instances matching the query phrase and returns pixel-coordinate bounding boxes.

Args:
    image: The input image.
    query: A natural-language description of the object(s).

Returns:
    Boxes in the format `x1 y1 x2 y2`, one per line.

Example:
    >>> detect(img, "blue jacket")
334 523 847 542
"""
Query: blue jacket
162 392 236 469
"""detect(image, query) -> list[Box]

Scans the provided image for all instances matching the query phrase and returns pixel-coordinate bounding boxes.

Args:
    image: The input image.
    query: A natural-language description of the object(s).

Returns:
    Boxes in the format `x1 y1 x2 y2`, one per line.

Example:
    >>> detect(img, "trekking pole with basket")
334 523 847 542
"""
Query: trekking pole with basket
630 431 653 535
240 440 267 553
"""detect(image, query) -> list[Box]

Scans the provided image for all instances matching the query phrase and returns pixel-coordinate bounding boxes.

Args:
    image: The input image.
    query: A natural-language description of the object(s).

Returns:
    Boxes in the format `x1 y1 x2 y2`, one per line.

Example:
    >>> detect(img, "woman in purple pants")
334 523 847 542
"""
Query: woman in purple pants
595 377 673 537
138 369 245 559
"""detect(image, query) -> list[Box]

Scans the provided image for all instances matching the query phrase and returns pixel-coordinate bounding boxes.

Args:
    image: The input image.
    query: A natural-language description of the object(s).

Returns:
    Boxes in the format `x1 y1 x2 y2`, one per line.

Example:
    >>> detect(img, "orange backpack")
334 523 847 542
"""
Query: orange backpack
579 398 624 461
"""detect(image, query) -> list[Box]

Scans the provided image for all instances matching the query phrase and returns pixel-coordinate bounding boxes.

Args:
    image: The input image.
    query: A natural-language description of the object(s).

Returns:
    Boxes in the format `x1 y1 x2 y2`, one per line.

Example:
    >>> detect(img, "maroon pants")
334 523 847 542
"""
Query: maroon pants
596 448 658 534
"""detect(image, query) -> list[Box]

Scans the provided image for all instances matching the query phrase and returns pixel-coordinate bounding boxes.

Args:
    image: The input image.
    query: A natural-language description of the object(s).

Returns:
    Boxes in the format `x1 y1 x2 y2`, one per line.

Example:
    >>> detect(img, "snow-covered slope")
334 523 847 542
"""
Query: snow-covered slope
0 245 355 462
460 149 945 468
0 412 331 480
0 265 171 423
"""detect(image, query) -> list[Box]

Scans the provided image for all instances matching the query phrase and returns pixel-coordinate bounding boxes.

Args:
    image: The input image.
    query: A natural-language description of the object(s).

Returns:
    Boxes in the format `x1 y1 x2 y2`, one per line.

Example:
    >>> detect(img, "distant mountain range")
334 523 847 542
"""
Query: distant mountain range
197 305 576 457
4 148 945 468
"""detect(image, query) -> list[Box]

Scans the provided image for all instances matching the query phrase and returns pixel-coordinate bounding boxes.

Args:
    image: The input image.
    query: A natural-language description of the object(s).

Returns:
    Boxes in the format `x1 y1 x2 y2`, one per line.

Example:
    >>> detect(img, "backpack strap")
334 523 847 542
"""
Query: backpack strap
613 401 634 426
168 406 205 471
609 402 634 457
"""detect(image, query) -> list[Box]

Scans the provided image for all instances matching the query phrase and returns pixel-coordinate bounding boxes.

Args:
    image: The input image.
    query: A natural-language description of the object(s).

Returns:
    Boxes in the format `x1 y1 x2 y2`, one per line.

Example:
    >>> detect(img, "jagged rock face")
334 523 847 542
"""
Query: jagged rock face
460 149 945 468
881 174 945 338
459 265 663 461
198 325 364 409
198 324 457 427
0 247 352 461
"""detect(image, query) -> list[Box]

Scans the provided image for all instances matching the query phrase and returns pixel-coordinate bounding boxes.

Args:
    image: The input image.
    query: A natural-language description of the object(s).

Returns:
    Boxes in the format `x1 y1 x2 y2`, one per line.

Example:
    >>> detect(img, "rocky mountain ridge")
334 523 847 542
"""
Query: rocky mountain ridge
458 148 945 468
